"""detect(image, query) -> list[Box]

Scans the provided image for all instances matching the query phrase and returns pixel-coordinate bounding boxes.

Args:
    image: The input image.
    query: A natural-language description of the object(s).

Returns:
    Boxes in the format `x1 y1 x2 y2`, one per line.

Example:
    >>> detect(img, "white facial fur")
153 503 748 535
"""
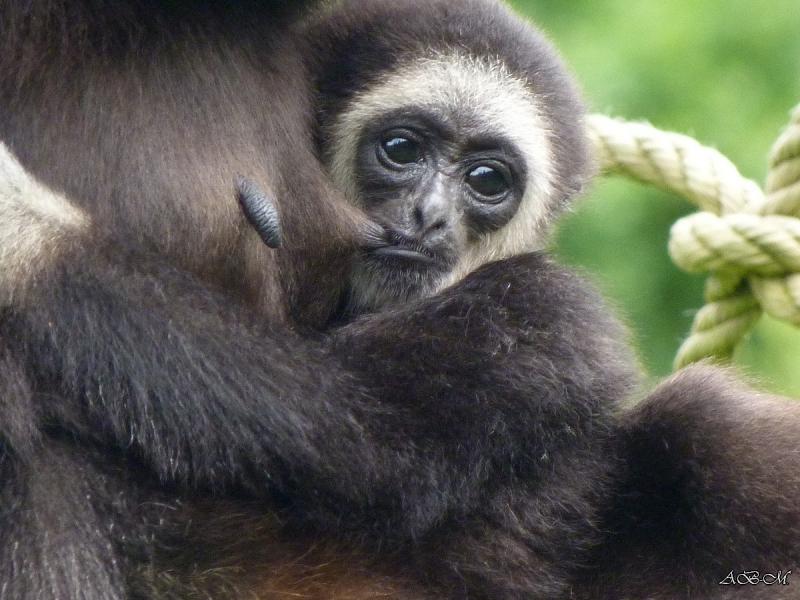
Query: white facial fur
0 143 89 304
326 51 556 294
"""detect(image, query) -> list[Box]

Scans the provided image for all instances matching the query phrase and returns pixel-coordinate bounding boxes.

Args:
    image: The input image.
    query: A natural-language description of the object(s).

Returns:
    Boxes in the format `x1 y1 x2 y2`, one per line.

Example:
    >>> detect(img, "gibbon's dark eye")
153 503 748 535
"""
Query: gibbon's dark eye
465 164 511 200
380 135 422 166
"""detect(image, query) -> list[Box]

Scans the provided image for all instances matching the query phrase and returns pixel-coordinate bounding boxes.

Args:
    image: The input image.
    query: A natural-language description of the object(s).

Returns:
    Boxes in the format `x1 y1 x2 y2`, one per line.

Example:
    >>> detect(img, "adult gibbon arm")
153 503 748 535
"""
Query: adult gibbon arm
4 233 633 538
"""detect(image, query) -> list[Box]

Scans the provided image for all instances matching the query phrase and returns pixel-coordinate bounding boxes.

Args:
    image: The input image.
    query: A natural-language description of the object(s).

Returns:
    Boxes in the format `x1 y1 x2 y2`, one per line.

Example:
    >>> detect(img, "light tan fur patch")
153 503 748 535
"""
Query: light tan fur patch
0 143 89 303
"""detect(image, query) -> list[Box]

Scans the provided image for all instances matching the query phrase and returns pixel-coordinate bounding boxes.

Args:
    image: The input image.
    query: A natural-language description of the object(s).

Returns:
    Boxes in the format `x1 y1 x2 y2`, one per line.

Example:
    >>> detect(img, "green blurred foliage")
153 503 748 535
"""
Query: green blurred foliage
509 0 800 394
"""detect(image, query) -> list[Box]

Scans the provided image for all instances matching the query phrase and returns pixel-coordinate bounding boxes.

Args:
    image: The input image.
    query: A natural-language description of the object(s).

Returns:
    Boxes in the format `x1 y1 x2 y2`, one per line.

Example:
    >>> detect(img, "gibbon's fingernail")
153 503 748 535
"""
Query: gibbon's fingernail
358 220 388 249
236 176 283 249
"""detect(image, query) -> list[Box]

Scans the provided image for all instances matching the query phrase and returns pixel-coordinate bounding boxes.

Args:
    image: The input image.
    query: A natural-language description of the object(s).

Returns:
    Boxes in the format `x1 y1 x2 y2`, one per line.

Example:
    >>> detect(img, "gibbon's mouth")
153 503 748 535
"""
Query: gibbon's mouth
365 228 446 267
371 245 436 264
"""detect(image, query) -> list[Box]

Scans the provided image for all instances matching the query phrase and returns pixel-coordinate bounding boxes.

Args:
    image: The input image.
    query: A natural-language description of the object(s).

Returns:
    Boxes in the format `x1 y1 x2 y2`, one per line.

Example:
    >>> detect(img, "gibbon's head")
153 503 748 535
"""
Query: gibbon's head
308 0 591 312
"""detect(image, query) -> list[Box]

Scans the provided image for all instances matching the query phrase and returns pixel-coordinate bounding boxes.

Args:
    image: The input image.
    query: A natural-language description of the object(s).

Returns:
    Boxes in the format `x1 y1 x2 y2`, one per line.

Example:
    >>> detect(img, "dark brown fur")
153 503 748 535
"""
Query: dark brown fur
1 2 798 600
0 0 362 328
579 366 800 599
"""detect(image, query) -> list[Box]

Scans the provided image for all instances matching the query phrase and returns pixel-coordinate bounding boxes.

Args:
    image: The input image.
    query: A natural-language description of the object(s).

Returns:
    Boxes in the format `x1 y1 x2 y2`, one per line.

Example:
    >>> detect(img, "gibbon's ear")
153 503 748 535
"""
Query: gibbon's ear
236 176 283 249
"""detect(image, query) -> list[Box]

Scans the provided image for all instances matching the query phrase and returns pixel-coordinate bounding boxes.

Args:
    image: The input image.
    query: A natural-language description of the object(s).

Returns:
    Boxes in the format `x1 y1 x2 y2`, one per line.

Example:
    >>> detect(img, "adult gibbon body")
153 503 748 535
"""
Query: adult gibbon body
0 1 627 598
1 1 799 599
229 4 800 598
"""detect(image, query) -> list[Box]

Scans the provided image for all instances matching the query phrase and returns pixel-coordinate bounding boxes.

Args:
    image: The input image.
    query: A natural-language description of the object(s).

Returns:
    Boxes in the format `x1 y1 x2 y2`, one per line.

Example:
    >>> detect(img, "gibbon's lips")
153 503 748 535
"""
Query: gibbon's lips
371 245 436 264
367 227 443 266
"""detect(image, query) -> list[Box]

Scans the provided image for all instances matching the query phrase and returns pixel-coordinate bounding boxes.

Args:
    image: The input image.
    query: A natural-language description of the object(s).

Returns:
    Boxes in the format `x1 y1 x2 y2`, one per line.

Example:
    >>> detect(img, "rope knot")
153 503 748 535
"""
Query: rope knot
587 105 800 368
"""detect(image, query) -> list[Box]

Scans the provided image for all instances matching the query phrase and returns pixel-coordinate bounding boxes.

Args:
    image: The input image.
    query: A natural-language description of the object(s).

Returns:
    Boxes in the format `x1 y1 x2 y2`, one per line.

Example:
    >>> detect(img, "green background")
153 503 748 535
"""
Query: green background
509 1 800 394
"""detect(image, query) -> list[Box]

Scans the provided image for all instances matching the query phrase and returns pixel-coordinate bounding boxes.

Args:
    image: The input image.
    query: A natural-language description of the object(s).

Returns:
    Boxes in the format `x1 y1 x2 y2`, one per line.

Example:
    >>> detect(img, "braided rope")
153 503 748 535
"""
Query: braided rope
586 105 800 368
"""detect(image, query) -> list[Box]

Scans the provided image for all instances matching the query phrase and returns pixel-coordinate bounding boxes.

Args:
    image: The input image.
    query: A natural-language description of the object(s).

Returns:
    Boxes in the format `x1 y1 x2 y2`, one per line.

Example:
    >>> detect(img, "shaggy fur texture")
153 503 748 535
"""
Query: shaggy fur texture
1 1 798 599
0 1 612 597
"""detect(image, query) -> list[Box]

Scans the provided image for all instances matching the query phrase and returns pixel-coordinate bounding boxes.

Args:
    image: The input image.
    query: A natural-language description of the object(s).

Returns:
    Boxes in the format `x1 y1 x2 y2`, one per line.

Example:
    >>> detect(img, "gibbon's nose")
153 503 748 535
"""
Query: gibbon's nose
412 183 451 242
